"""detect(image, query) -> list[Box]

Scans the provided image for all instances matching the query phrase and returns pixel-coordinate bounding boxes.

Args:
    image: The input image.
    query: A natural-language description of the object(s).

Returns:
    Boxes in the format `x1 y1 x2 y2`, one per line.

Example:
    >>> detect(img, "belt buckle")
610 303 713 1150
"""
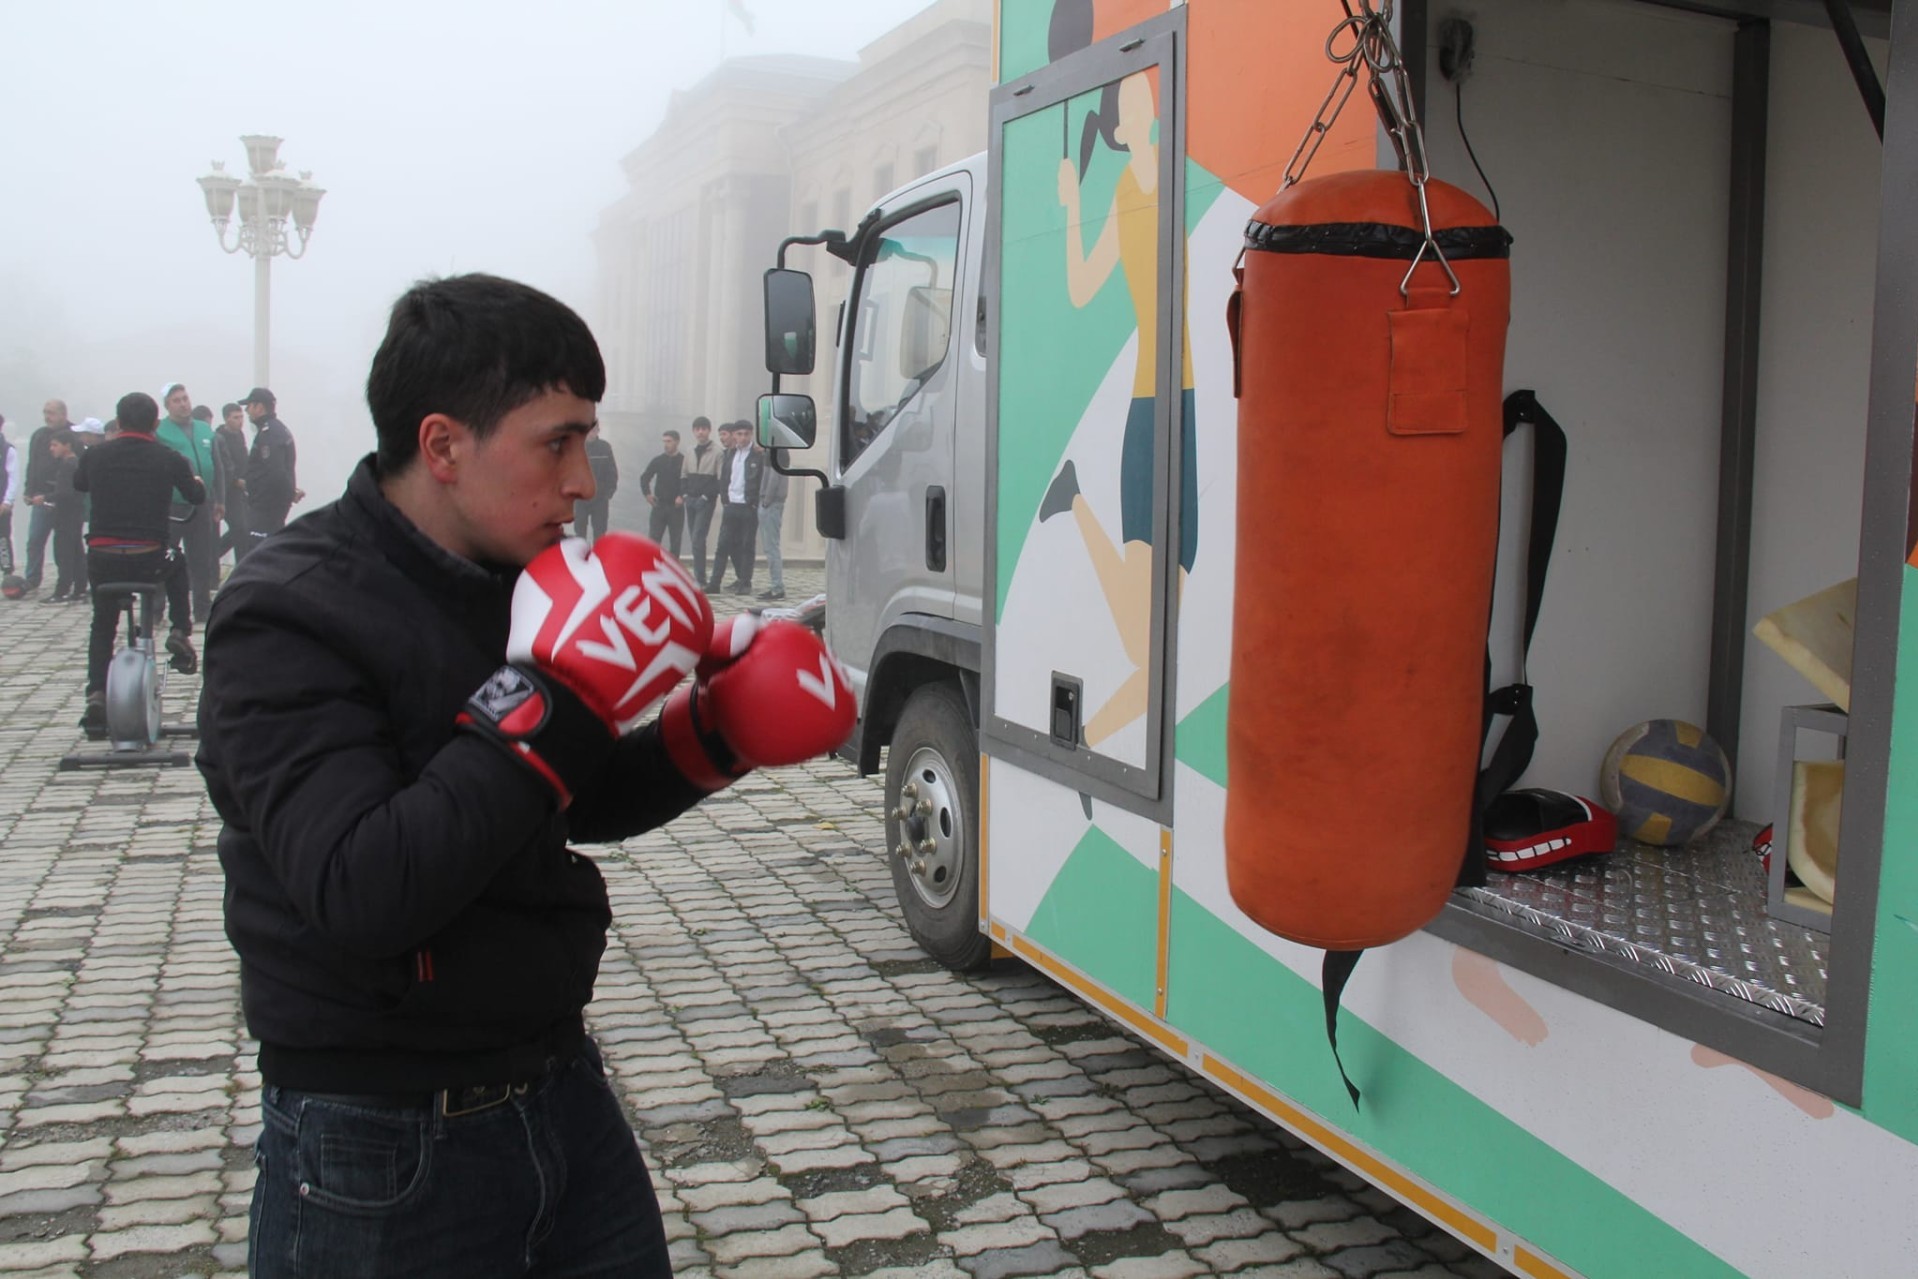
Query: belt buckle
439 1081 525 1118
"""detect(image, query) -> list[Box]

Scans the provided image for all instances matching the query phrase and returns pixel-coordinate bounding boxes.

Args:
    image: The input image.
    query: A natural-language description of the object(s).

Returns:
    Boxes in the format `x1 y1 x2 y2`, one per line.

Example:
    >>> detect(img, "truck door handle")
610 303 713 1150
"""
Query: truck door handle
926 486 947 572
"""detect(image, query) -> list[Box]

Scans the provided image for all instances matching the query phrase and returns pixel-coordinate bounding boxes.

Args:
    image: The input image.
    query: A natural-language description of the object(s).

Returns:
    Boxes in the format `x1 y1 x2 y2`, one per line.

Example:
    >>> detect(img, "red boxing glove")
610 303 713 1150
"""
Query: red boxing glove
508 534 712 732
462 534 712 804
661 618 855 791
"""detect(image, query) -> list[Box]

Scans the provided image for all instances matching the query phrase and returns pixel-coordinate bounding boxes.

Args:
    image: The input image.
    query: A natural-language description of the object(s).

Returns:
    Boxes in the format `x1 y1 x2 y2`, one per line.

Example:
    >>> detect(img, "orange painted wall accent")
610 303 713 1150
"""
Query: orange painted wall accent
1188 0 1379 203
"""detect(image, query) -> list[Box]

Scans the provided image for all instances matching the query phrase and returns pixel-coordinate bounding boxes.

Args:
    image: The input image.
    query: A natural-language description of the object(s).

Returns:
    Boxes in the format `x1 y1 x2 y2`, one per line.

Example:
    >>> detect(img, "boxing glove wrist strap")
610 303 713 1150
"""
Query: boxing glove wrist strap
457 664 616 807
660 683 746 794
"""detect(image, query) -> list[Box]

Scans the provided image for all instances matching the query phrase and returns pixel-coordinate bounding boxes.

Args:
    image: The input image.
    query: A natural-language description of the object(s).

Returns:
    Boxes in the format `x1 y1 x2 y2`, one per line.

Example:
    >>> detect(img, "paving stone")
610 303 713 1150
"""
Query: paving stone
678 1177 788 1213
811 1205 928 1248
714 1252 836 1279
0 1236 91 1270
795 1185 910 1220
1165 1207 1279 1247
1088 1252 1212 1279
96 1192 220 1229
690 1200 805 1234
1270 1195 1367 1231
954 1240 1081 1279
0 1163 98 1196
87 1218 220 1259
939 1216 1051 1255
702 1223 821 1265
1291 1216 1403 1252
1196 1232 1310 1270
1320 1241 1441 1277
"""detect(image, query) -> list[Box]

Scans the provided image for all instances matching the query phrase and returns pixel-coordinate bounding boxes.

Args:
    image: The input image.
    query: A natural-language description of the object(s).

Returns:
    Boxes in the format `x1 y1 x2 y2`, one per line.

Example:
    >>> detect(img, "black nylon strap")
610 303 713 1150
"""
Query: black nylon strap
1322 950 1364 1109
1459 390 1569 887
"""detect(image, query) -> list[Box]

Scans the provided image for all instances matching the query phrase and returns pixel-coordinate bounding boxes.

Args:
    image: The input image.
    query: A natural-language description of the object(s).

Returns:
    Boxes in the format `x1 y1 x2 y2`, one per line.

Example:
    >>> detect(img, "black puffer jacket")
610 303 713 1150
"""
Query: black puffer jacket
198 455 706 1092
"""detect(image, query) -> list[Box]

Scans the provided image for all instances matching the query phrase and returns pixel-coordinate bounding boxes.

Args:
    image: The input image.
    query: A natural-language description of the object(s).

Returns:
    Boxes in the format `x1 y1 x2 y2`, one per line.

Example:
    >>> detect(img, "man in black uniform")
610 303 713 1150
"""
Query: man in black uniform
72 392 204 731
42 431 87 603
573 422 618 542
240 387 299 551
638 427 684 555
197 273 855 1278
213 402 251 562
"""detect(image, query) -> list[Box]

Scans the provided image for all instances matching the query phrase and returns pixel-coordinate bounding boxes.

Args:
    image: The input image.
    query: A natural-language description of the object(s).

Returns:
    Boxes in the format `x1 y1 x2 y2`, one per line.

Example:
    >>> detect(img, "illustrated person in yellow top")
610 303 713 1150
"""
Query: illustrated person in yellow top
1041 68 1198 747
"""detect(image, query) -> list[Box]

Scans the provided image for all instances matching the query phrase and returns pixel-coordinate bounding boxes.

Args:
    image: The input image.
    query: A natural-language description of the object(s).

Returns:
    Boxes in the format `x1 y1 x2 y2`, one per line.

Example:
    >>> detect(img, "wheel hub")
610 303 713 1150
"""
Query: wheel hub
893 746 963 910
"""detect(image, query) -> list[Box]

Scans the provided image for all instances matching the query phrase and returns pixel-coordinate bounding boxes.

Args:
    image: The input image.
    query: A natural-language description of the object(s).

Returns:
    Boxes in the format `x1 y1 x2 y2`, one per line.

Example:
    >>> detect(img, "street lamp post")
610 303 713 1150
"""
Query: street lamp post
196 135 325 387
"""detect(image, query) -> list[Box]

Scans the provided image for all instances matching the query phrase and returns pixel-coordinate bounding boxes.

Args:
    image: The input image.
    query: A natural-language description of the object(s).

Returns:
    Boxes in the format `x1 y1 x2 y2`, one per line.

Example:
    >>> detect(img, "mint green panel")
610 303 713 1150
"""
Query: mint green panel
1865 563 1918 1142
1166 894 1741 1279
1175 683 1229 789
1025 825 1160 1010
1000 2 1052 83
996 98 1142 619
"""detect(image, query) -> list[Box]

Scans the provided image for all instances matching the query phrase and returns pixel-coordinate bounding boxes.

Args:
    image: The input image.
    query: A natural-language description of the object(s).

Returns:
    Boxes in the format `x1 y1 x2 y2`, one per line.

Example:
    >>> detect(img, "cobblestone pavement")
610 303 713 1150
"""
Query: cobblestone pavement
0 561 1512 1278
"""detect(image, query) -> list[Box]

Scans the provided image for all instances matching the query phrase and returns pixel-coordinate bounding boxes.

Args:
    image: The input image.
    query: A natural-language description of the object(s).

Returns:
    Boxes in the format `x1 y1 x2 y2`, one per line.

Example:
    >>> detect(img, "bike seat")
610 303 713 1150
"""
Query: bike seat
92 582 164 604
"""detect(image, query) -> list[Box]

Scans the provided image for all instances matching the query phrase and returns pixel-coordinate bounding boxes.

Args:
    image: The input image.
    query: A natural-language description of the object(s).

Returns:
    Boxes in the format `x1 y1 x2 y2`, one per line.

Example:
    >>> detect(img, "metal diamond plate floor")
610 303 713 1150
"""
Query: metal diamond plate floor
1458 818 1829 1025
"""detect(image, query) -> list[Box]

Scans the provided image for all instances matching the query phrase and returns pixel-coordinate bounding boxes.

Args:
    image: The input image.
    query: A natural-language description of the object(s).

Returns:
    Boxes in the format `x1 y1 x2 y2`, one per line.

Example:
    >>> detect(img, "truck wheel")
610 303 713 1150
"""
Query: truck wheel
885 683 991 972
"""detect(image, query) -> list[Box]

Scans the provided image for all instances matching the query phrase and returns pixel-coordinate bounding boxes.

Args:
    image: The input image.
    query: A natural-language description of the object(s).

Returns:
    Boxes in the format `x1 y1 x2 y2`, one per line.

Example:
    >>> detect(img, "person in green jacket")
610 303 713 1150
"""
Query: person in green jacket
157 382 224 623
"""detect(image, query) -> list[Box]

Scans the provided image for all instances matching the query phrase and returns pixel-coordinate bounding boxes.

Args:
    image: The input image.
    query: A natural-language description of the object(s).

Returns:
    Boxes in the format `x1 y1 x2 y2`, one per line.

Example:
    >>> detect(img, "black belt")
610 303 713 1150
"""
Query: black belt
301 1072 554 1119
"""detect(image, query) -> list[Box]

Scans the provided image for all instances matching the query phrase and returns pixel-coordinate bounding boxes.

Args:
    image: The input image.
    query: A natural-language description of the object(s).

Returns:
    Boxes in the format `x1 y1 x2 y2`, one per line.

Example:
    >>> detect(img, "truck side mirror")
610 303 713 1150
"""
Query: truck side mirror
757 393 818 450
763 269 817 375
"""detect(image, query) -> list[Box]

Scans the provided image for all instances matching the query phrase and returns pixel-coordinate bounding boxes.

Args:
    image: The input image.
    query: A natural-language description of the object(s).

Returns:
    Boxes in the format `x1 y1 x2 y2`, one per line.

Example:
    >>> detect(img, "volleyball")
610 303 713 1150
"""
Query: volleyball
1598 719 1732 847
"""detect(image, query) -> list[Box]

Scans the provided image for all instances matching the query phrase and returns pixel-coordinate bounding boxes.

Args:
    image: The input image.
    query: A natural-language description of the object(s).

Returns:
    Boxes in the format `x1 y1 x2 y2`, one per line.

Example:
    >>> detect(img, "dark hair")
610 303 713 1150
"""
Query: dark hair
117 392 159 435
191 405 213 423
365 273 605 473
220 402 242 417
663 429 680 442
1047 0 1124 179
692 416 711 430
50 429 77 451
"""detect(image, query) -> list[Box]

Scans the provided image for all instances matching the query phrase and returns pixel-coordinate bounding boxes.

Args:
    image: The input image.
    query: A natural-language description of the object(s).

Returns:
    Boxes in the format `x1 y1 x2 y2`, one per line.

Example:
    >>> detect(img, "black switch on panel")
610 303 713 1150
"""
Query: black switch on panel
1051 673 1083 749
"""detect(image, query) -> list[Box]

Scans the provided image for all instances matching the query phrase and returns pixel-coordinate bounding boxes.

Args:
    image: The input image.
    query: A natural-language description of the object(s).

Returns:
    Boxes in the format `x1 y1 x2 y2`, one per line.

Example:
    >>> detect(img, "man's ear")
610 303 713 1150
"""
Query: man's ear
417 414 467 484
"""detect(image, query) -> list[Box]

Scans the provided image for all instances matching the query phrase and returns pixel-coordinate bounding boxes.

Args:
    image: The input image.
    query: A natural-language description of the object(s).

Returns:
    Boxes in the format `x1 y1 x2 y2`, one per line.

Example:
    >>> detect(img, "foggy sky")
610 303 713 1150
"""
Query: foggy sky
0 0 935 509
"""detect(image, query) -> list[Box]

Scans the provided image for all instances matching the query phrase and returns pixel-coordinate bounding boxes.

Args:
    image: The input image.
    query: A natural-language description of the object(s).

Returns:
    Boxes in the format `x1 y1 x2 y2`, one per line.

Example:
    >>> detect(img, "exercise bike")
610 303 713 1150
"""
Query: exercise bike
60 566 198 771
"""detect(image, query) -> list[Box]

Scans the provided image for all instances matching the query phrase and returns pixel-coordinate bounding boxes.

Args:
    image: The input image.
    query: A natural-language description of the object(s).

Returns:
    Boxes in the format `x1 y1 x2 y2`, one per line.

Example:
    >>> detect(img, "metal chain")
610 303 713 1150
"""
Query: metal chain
1280 0 1459 296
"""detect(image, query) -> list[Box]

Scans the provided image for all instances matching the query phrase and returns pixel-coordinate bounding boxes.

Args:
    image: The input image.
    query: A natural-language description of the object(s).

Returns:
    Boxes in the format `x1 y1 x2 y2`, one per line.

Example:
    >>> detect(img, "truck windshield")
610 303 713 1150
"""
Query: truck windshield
842 199 962 467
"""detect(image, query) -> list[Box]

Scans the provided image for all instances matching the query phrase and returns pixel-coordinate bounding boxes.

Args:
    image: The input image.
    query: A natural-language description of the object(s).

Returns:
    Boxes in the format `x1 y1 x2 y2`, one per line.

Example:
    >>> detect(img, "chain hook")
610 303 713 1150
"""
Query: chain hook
1279 0 1459 297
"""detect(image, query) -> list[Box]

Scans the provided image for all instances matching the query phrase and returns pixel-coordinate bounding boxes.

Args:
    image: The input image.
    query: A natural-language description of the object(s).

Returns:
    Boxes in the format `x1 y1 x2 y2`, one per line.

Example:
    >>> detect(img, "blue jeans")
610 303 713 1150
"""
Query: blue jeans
249 1041 670 1278
684 496 715 583
757 502 785 592
23 503 52 588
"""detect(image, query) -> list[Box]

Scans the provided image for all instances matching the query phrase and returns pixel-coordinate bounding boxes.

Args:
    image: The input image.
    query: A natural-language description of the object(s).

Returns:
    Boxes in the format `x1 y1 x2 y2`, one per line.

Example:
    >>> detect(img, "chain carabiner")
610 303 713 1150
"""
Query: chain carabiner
1279 0 1460 297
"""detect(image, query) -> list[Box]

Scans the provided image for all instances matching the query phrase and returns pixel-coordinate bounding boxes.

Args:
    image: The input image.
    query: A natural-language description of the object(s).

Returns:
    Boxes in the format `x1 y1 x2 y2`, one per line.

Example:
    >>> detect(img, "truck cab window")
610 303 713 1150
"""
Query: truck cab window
842 200 962 468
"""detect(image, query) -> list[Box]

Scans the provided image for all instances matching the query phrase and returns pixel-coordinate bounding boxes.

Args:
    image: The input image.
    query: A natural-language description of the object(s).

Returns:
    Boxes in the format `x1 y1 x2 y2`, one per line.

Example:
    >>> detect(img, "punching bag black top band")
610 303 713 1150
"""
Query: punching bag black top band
1245 220 1512 261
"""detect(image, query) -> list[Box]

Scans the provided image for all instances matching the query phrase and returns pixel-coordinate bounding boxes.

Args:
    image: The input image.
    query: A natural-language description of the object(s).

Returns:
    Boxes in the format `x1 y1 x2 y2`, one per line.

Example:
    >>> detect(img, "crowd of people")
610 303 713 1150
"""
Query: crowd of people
0 386 301 728
634 414 789 601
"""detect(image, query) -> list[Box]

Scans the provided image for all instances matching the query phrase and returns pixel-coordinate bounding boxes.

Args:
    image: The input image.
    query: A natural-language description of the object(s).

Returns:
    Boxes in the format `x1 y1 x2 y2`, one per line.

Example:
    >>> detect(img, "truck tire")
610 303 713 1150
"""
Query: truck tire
885 683 991 972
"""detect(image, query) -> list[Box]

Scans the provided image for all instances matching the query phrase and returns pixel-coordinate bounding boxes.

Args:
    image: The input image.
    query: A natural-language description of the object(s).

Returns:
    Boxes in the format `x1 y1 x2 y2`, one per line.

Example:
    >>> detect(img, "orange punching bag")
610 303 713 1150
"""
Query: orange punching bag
1225 171 1510 951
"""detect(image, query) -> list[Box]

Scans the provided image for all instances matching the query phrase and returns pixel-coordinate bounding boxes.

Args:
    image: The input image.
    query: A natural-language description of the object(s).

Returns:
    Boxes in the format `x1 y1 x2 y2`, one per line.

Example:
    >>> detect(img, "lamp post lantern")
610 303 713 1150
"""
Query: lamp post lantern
196 135 324 386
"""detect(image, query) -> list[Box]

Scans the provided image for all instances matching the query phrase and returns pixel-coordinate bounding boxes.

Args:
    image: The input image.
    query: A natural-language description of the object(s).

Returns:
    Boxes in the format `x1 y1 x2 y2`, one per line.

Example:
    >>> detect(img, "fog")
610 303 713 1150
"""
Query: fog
0 0 934 519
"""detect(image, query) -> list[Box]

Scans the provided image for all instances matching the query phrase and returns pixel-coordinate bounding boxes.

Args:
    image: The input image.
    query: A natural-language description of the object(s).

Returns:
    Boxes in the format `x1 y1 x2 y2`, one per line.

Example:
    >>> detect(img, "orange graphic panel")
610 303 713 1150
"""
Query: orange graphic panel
1189 0 1379 203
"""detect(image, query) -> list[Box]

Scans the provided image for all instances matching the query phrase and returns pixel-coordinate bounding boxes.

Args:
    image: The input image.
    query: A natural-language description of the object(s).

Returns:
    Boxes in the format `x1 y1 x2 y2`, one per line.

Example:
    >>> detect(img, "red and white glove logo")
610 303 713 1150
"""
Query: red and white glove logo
510 534 714 733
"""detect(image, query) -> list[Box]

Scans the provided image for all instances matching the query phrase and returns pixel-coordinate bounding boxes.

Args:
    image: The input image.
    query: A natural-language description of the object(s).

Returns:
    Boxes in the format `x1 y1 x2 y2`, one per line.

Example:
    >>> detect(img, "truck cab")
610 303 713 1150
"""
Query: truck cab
759 154 992 969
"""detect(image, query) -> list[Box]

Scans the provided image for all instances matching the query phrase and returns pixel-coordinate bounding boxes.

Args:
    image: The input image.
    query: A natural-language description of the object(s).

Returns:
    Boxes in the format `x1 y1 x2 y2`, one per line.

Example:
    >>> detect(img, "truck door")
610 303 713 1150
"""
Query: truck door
983 16 1185 822
829 176 972 698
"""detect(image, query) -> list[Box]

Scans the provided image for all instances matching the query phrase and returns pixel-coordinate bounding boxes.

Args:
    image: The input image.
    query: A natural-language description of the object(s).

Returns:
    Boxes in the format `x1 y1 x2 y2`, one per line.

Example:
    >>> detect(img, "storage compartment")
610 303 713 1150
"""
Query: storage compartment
1418 0 1888 1078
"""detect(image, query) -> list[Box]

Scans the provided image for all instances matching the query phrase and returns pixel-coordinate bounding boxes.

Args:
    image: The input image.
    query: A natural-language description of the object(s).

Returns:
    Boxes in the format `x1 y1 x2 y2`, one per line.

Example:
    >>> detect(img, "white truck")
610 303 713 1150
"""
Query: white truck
755 2 1918 1274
